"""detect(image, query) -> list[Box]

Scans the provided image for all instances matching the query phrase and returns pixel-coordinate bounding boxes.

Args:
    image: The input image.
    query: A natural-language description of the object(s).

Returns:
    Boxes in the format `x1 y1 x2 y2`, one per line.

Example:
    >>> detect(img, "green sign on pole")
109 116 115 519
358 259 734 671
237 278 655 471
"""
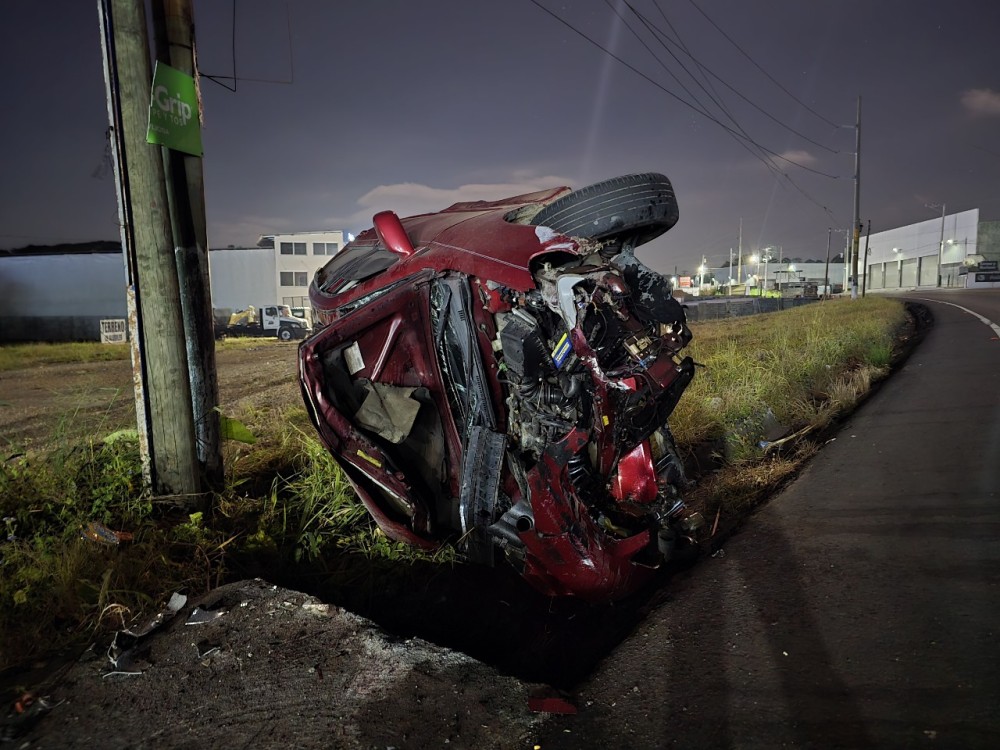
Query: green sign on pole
146 61 203 157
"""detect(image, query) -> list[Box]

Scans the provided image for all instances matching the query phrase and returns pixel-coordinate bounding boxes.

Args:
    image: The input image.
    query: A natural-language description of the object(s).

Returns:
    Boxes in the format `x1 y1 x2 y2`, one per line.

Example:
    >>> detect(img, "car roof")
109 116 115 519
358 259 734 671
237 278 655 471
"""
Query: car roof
350 186 581 290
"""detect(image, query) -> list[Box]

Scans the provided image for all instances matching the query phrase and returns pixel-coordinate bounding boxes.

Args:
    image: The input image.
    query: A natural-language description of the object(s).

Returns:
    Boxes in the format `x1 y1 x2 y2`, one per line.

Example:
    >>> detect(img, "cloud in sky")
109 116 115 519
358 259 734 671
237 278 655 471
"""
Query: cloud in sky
960 88 1000 116
776 149 818 166
329 176 575 230
214 176 579 247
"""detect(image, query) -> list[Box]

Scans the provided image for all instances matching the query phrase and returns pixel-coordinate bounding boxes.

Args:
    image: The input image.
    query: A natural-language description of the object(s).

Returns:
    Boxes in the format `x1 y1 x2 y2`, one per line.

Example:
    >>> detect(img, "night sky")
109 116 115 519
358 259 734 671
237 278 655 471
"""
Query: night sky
2 0 998 275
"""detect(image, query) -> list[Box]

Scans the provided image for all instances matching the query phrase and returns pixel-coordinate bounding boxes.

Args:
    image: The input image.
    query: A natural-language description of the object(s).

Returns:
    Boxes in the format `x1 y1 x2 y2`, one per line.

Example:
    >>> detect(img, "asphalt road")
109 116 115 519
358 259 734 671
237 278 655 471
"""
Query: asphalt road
538 290 1000 749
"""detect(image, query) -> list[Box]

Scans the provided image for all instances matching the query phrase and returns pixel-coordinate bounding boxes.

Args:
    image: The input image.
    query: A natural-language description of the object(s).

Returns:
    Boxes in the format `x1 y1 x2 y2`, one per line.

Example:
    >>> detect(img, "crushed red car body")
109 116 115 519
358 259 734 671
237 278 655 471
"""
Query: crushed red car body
298 173 702 602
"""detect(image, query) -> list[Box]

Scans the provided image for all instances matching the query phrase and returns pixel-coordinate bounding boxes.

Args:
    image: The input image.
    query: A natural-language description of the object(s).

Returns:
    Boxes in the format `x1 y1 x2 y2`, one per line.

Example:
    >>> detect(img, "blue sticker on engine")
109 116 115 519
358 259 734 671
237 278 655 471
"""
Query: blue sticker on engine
552 332 573 368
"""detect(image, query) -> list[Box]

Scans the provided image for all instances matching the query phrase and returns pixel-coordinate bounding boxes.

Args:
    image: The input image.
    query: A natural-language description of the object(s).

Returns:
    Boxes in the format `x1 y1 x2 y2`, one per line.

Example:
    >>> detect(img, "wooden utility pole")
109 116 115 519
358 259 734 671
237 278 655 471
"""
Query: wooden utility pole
98 0 201 498
152 0 222 489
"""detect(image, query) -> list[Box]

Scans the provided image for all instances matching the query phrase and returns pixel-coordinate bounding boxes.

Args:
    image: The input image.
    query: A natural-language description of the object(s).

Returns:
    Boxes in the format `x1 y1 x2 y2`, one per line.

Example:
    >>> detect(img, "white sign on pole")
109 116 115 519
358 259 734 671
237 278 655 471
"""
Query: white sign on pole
100 319 128 344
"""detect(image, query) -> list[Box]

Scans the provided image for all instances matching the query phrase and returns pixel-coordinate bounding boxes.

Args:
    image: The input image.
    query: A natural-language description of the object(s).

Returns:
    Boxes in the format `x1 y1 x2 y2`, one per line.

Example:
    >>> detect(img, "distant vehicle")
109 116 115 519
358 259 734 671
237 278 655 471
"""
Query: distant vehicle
290 306 313 328
299 173 705 602
215 304 310 341
780 282 818 299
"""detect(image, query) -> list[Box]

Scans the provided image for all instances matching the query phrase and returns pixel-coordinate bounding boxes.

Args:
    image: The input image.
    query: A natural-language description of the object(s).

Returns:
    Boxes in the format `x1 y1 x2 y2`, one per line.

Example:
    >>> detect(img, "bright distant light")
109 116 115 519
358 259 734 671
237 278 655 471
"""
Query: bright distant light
347 232 356 242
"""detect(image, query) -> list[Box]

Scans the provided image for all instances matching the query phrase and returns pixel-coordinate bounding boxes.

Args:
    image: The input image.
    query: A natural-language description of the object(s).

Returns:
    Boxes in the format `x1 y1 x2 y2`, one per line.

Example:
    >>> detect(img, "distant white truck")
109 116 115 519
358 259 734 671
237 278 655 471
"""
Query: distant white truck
215 304 310 341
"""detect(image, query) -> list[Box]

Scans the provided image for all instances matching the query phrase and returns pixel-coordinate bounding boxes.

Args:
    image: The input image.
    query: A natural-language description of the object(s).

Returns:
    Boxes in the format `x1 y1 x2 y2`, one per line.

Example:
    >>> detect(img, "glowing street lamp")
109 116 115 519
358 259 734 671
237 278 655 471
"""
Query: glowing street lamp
761 248 774 294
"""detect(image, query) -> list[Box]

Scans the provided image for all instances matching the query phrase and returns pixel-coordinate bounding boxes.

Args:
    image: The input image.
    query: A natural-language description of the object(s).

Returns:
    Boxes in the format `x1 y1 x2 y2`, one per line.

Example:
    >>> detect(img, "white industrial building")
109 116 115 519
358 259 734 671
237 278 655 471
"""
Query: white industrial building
0 230 347 342
861 209 998 291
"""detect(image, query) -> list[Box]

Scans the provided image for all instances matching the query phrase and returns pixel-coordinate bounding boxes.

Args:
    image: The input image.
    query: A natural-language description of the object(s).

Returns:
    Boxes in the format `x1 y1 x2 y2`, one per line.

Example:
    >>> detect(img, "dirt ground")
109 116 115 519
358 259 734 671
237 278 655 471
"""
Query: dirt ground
0 341 304 450
8 579 544 749
0 343 559 748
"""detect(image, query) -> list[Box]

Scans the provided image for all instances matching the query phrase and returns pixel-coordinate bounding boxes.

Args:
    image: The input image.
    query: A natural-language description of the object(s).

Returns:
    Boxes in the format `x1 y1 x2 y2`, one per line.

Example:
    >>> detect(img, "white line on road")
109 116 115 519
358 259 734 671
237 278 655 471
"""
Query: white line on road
915 298 1000 338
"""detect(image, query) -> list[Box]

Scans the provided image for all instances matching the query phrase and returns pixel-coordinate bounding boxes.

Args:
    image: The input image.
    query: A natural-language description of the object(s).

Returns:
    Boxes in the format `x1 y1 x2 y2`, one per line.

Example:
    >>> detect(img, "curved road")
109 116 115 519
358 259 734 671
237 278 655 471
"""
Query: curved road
539 290 1000 749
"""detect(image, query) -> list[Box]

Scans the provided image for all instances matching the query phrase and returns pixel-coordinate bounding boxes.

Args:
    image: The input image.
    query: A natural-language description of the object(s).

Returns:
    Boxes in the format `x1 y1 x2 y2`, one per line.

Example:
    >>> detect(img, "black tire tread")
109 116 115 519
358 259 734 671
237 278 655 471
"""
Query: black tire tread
530 173 678 246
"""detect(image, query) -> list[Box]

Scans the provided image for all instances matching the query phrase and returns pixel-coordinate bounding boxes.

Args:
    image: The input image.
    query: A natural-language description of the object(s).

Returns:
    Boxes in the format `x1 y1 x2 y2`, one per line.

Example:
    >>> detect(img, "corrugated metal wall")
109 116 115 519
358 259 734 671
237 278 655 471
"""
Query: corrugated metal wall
0 247 279 341
0 253 127 317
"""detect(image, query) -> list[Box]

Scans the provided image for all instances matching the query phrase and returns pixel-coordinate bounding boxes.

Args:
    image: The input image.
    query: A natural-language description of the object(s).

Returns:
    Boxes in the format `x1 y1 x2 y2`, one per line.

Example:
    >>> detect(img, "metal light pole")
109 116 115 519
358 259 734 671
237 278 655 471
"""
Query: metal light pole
824 228 832 298
850 96 862 300
861 219 871 296
729 247 734 296
926 202 947 287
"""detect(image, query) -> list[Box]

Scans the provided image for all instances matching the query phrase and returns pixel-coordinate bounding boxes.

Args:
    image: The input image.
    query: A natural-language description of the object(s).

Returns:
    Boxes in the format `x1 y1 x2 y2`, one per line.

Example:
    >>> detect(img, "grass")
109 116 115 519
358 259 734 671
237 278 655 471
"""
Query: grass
0 337 292 373
0 409 452 672
670 297 905 453
0 342 132 372
0 297 909 674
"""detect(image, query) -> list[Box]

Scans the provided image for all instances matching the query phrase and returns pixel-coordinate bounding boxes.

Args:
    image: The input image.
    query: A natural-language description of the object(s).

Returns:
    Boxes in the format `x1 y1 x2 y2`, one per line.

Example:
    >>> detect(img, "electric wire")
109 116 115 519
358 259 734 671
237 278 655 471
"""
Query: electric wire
526 0 839 180
526 0 843 225
637 2 842 223
200 0 294 89
601 0 783 180
201 0 237 91
640 0 841 154
615 1 844 220
648 1 747 147
686 0 844 129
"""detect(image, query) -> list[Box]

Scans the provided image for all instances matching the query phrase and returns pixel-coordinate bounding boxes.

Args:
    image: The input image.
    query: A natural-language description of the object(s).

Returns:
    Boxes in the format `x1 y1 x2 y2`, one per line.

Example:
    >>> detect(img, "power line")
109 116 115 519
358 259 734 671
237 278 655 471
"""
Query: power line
637 0 839 223
200 0 294 90
648 1 745 142
686 0 844 129
638 0 841 154
526 0 841 180
600 0 783 181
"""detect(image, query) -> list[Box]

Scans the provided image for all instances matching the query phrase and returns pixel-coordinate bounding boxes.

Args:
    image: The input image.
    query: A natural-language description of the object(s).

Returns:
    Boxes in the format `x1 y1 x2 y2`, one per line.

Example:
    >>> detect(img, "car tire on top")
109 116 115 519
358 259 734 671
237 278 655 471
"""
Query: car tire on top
530 172 679 247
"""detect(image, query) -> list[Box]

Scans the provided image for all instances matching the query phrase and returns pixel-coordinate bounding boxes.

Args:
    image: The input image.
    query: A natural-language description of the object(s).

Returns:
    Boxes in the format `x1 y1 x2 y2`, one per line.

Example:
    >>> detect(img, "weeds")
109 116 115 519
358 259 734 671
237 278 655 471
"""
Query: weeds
0 342 131 372
0 296 908 674
0 338 289 374
670 297 905 453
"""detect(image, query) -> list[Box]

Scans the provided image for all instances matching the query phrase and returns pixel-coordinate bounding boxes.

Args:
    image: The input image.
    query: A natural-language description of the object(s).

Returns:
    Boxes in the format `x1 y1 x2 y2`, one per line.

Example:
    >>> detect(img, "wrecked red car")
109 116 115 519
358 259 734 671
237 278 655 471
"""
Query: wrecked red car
298 173 702 602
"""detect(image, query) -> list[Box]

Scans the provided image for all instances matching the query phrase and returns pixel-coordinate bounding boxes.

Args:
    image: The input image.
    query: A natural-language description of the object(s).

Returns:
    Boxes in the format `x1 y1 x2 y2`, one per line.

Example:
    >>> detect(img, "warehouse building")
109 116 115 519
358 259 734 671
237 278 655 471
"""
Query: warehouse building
0 230 347 342
862 209 1000 291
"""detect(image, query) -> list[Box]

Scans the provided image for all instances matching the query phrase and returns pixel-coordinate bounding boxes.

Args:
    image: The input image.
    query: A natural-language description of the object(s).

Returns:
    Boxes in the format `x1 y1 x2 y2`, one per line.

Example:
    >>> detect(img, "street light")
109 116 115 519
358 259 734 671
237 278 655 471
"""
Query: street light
760 249 774 296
